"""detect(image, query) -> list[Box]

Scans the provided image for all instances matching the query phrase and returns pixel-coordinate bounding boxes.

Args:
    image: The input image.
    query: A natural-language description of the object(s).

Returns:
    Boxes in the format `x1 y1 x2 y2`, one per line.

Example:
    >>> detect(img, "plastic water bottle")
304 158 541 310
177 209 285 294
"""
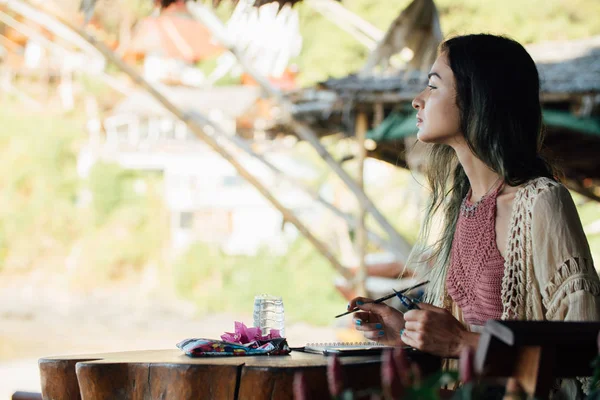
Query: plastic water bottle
253 294 285 338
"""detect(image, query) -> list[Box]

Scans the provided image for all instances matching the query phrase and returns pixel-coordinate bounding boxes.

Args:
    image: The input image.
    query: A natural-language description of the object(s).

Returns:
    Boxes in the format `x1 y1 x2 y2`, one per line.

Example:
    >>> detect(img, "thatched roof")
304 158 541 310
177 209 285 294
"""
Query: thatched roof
314 35 600 105
531 35 600 95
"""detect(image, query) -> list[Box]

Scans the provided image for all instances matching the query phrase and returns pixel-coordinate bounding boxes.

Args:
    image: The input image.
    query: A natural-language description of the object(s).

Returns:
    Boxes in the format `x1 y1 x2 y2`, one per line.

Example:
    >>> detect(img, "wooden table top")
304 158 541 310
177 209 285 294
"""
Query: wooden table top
39 348 440 400
41 348 382 367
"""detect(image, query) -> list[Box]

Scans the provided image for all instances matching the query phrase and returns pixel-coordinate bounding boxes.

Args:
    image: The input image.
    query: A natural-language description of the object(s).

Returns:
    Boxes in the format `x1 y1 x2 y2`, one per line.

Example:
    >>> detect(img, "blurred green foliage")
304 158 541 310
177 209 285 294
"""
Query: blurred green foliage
0 103 83 270
89 162 144 224
0 102 168 282
173 238 344 325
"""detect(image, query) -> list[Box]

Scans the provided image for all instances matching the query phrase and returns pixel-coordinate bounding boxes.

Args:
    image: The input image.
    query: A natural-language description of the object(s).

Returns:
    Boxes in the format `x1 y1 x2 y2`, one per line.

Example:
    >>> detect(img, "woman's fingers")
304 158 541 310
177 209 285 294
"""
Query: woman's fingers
354 319 385 332
400 329 419 349
352 312 373 325
353 311 383 331
353 311 385 339
353 311 371 321
348 296 374 310
403 320 422 332
361 328 387 341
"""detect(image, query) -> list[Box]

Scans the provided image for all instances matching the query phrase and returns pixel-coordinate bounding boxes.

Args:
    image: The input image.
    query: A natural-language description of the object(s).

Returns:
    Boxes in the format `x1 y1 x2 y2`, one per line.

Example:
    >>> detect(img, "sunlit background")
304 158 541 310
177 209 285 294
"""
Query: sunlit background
1 0 599 397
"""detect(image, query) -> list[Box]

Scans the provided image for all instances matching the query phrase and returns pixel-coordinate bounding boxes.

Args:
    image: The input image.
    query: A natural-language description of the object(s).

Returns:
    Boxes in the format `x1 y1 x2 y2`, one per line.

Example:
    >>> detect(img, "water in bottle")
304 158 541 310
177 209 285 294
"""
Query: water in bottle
253 294 285 338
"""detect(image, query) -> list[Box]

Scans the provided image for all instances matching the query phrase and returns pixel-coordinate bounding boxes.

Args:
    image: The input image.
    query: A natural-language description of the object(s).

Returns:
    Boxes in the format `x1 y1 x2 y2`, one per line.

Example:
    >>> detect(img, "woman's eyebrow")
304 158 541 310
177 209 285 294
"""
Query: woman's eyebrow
428 72 442 81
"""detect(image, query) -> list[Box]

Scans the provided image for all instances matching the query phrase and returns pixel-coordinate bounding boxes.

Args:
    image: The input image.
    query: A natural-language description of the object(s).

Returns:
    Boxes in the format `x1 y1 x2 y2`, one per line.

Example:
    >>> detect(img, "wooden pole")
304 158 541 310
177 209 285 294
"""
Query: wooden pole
17 0 352 281
186 2 412 263
355 112 368 297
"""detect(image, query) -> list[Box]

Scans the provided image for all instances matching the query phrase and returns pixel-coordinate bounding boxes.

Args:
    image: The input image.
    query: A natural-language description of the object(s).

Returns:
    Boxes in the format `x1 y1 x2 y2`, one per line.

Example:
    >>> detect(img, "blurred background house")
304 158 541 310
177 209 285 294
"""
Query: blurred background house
76 85 322 256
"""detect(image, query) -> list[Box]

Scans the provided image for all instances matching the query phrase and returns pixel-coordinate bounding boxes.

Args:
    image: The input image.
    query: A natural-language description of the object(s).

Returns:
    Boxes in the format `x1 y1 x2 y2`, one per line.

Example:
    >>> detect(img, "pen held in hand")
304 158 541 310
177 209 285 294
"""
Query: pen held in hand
393 288 421 313
334 280 429 318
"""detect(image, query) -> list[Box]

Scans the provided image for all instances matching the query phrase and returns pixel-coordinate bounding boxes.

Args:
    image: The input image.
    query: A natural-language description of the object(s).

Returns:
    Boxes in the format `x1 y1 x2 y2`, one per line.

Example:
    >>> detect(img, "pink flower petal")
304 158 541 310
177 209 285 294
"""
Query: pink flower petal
250 327 263 340
220 332 239 342
269 329 281 338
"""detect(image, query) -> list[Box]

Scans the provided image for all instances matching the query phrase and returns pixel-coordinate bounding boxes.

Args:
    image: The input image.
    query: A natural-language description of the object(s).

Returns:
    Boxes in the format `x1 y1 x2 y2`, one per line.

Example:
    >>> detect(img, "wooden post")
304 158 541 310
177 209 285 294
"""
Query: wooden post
373 102 384 127
355 112 368 296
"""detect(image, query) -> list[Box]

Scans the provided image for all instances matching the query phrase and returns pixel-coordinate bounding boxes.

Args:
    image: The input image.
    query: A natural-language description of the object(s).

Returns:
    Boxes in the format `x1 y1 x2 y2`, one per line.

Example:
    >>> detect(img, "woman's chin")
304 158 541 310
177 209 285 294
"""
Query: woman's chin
417 130 433 143
417 129 454 145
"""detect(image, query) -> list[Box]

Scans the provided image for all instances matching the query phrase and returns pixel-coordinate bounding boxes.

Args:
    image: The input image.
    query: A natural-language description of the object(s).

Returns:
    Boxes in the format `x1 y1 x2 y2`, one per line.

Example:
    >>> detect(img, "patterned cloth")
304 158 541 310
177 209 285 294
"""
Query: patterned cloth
177 321 291 357
177 337 291 357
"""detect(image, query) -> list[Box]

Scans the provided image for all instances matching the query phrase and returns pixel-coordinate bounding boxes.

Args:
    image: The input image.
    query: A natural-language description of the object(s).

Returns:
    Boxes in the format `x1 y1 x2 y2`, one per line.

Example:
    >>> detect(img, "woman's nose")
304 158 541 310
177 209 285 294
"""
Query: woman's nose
412 95 422 110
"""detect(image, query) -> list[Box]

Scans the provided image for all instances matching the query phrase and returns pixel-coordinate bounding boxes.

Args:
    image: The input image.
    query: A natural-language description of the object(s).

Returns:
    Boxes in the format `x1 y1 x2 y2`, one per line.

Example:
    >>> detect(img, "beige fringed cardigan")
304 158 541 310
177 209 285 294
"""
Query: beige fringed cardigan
442 177 600 397
442 177 600 324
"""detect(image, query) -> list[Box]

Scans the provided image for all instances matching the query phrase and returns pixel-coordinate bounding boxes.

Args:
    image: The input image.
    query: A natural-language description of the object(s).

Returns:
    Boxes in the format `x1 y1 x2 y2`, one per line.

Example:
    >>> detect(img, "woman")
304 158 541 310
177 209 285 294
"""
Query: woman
349 34 600 393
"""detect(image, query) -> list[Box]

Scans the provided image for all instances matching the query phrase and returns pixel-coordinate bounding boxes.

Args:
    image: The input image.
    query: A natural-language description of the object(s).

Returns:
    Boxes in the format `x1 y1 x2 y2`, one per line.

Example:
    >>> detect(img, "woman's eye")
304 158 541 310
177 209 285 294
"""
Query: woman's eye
427 84 437 90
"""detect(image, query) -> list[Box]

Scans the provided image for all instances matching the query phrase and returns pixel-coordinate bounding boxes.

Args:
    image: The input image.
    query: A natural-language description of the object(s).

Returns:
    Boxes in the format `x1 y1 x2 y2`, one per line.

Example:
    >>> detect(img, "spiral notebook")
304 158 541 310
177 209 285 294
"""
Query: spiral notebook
301 342 404 356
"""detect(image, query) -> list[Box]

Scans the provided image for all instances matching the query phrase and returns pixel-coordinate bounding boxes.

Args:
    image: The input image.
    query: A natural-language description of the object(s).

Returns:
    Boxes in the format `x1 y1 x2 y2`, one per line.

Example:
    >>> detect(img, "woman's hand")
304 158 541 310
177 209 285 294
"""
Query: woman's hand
348 297 405 346
401 303 479 357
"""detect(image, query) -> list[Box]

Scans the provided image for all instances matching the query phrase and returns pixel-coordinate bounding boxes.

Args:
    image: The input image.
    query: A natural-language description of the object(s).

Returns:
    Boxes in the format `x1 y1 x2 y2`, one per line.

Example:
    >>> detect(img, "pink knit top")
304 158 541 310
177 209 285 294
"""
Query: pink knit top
446 182 505 326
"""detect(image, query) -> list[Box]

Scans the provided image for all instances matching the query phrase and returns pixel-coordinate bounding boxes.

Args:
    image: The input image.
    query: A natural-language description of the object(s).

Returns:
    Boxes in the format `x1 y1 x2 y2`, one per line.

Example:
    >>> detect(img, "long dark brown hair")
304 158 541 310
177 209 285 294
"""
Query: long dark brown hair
411 34 555 304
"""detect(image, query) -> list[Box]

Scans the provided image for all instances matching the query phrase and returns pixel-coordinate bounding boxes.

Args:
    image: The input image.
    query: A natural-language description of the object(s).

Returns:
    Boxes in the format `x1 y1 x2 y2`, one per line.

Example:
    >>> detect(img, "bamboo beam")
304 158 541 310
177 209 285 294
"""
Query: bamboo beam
355 112 368 296
189 112 396 254
14 0 352 281
187 2 412 262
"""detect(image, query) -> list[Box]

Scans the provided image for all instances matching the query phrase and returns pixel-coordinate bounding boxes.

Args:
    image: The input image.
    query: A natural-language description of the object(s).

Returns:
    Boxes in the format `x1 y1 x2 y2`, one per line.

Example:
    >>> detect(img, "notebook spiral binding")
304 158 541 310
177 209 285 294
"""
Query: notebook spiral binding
305 342 387 347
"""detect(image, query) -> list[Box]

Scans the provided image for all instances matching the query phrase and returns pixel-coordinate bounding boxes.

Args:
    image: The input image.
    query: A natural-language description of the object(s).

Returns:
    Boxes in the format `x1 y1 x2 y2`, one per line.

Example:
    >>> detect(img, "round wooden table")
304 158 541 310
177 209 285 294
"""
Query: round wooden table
39 349 440 399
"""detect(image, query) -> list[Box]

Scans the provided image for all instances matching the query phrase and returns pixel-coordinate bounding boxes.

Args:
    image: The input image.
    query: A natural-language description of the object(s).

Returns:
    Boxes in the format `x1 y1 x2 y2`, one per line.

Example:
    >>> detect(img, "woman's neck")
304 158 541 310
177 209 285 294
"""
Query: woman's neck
454 143 501 202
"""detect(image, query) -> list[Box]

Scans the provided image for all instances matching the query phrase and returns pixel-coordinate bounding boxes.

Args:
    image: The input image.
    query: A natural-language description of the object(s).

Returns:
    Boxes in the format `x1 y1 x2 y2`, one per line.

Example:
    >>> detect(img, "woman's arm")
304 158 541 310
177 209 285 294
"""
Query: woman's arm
531 184 600 321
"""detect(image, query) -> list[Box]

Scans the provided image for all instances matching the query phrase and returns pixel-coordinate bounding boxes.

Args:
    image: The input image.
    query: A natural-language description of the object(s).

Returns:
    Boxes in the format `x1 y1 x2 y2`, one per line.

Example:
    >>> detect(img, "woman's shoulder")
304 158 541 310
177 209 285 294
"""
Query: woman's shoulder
520 176 561 195
515 177 569 211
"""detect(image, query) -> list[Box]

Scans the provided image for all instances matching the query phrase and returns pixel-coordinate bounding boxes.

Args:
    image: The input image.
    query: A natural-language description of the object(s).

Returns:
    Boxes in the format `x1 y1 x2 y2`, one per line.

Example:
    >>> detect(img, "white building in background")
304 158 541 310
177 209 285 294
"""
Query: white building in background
78 85 320 256
163 152 317 255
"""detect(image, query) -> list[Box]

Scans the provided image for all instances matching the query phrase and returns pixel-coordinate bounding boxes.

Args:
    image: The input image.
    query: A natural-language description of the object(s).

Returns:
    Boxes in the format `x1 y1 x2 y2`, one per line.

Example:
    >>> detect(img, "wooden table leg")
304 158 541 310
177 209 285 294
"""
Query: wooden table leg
39 357 100 400
76 361 240 400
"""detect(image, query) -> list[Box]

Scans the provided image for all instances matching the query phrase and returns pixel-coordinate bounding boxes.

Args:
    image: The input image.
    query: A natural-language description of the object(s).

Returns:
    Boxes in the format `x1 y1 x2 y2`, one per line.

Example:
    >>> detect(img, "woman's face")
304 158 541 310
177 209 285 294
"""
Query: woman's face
412 52 462 145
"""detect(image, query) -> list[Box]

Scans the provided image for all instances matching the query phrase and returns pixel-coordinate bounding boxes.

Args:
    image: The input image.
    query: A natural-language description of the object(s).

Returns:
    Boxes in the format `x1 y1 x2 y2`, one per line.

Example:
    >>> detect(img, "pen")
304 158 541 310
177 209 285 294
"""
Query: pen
392 289 420 313
334 280 429 318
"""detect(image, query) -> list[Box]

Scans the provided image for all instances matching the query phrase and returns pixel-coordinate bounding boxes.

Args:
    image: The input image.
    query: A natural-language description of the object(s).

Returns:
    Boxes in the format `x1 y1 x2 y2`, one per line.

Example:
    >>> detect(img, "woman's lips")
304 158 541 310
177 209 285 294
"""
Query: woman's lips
416 116 423 127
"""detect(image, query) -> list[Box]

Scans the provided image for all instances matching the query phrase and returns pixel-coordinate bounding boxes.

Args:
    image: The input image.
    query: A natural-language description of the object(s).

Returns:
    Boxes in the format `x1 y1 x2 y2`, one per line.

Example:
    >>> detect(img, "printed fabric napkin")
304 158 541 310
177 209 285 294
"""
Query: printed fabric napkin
177 321 291 357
